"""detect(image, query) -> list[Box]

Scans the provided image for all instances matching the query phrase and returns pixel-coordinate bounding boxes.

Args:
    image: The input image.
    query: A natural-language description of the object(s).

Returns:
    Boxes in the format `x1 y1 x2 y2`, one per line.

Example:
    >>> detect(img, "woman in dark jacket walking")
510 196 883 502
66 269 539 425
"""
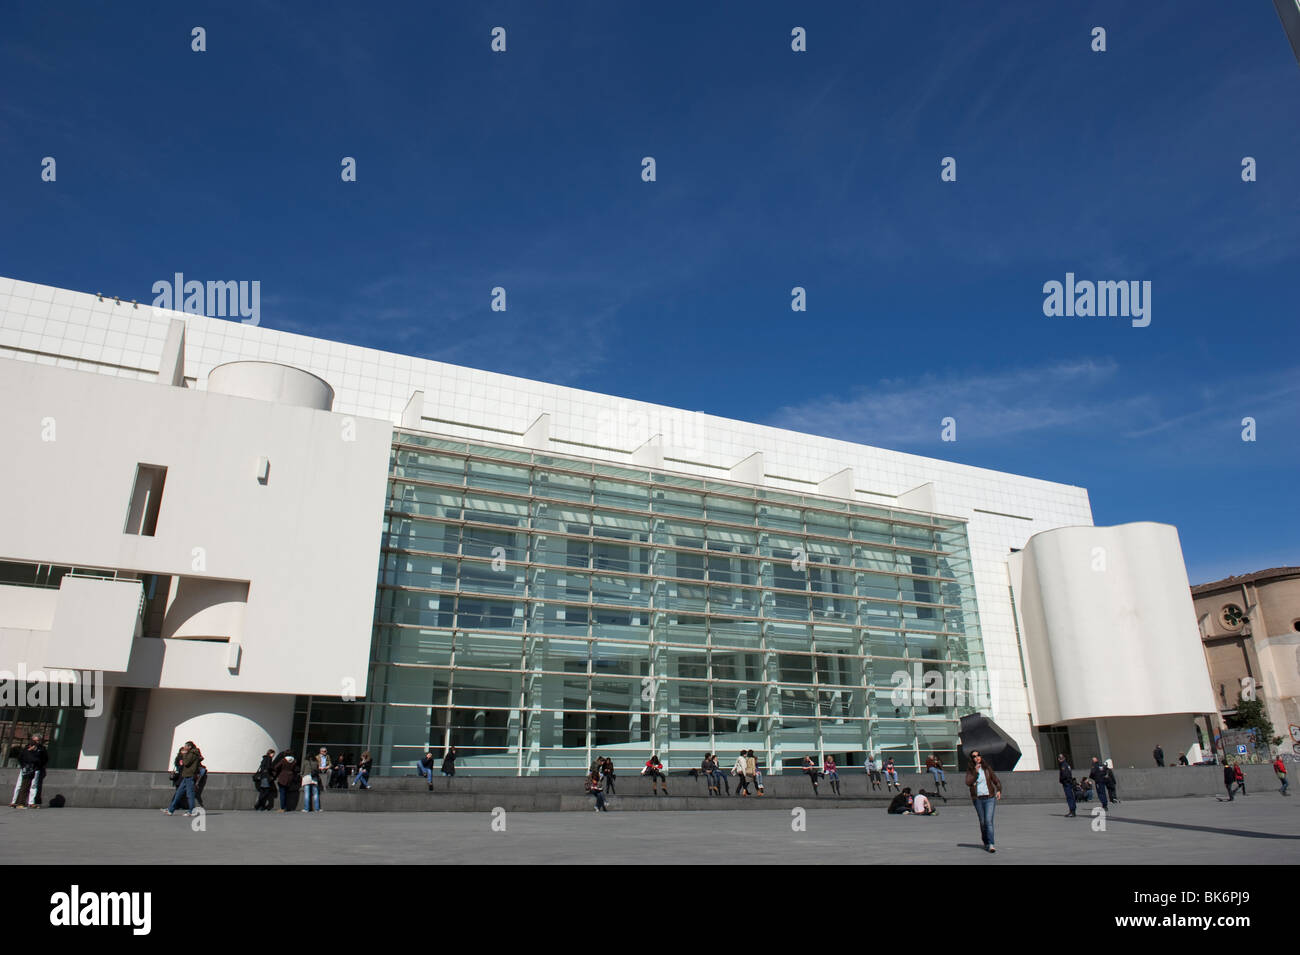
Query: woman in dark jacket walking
964 751 1002 853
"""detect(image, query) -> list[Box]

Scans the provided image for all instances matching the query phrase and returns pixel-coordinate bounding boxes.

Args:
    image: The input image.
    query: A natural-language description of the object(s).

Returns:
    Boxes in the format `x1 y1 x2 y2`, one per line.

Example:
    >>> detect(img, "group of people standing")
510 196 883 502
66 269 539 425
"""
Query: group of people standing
1056 755 1120 816
252 746 373 812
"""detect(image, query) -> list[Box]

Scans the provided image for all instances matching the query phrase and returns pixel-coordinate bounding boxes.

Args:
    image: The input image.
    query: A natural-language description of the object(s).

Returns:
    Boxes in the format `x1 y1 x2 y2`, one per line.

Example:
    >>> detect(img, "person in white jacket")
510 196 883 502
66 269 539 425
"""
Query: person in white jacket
732 752 750 796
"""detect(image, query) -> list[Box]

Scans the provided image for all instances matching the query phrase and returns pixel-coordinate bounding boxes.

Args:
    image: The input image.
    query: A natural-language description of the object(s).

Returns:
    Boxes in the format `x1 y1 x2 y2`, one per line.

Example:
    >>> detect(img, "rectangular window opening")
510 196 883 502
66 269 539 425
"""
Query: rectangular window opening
124 464 168 536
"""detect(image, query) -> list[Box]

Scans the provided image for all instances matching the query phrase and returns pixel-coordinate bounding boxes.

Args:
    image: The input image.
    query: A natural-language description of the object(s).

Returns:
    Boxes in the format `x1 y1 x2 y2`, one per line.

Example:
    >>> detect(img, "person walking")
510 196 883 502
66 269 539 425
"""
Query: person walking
441 745 458 777
301 751 323 812
802 755 821 796
162 742 201 816
272 751 299 811
1104 764 1120 805
1232 761 1247 797
1058 754 1076 817
1087 757 1110 810
965 750 1001 853
748 750 764 795
9 733 48 809
732 751 750 796
643 753 668 794
823 755 841 795
1273 755 1289 796
353 751 372 789
254 748 277 811
186 741 208 809
417 750 437 789
1222 761 1237 801
1153 745 1165 767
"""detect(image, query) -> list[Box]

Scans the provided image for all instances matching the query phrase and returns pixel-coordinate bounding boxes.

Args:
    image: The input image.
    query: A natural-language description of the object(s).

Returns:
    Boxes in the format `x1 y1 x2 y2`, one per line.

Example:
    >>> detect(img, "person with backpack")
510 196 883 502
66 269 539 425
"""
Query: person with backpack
1273 755 1289 795
1222 761 1237 801
9 733 48 808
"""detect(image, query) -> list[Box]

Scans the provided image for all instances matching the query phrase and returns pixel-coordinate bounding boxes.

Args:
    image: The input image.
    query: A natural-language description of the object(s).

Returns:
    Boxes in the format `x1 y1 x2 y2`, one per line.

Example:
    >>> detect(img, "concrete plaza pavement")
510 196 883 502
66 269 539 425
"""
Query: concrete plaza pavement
1 793 1296 864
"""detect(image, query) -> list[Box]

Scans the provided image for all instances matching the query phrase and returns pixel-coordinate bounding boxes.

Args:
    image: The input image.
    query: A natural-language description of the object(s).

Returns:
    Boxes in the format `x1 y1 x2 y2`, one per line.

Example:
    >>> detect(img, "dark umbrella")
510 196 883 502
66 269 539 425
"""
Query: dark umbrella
957 713 1022 773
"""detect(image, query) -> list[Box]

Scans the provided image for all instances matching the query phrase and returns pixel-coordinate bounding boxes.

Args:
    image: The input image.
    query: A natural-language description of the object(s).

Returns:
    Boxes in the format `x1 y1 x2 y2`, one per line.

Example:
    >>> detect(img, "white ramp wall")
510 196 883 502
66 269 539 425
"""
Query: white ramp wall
1011 522 1216 726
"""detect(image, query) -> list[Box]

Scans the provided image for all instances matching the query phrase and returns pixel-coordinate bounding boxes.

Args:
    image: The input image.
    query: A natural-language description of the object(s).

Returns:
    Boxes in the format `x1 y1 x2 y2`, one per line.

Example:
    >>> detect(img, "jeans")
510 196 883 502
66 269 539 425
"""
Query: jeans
11 770 42 806
354 770 370 789
278 784 292 809
418 763 435 783
591 789 606 810
973 796 996 847
302 783 320 811
929 767 946 784
256 783 274 810
1278 774 1289 794
885 770 899 786
1062 781 1076 813
168 777 197 813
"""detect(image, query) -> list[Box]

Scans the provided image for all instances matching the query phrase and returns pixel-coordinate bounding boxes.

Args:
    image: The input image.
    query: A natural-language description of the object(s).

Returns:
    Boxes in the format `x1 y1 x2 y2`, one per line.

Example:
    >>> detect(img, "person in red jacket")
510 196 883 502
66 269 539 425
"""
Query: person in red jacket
1273 756 1289 796
1233 761 1247 797
643 754 668 795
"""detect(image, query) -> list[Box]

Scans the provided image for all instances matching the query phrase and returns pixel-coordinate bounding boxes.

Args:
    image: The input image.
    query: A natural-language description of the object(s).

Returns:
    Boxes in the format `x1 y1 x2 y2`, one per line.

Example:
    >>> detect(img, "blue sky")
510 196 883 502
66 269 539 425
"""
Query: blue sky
2 1 1296 584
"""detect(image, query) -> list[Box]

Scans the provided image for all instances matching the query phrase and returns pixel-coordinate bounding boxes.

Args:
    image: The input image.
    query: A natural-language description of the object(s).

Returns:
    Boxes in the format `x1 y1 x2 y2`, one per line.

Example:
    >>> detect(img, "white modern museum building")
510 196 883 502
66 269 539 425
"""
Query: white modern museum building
0 276 1217 775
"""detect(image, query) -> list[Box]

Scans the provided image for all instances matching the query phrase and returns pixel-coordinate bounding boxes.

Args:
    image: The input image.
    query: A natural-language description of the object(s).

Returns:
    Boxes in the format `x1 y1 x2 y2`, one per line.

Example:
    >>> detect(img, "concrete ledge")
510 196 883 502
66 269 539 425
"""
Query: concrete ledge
1 764 1276 812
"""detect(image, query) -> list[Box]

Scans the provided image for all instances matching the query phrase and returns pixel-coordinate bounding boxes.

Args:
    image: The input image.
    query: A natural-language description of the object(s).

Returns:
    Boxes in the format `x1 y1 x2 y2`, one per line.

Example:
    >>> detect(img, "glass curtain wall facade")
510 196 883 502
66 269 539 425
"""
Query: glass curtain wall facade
311 431 988 776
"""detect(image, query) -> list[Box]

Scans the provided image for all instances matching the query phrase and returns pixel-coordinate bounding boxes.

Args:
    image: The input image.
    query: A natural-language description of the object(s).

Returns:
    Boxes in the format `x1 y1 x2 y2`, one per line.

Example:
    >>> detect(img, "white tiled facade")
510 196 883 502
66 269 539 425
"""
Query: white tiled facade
0 276 1100 770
